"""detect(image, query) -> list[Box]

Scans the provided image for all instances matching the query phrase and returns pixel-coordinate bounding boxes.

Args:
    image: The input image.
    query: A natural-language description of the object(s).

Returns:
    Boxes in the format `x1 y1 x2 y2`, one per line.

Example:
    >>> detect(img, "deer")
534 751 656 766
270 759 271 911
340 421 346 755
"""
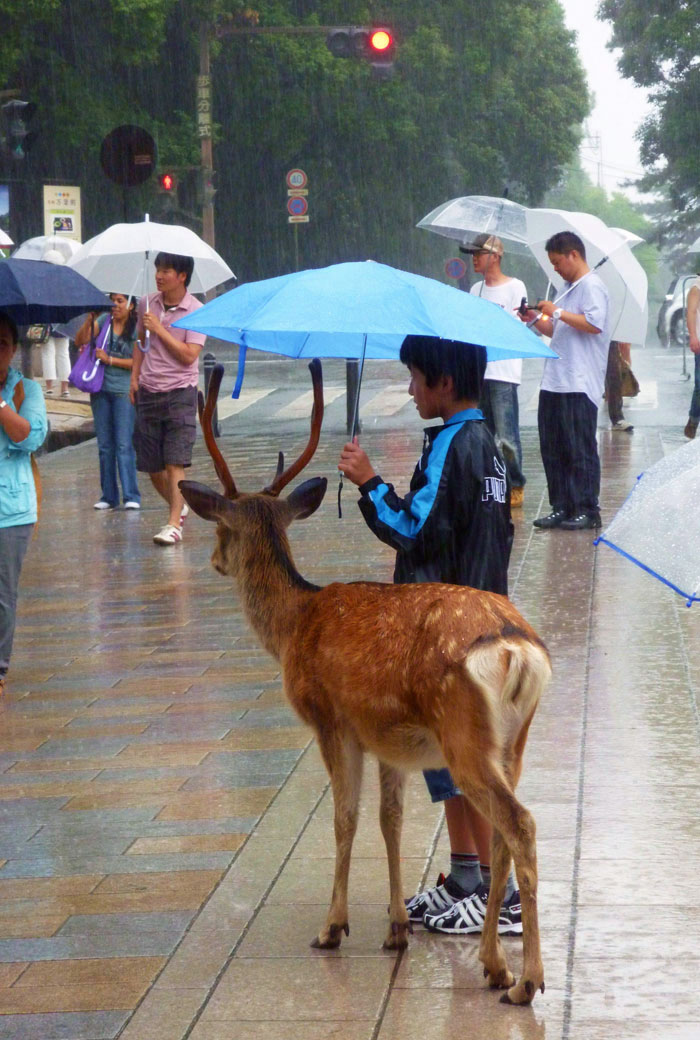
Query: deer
179 360 551 1006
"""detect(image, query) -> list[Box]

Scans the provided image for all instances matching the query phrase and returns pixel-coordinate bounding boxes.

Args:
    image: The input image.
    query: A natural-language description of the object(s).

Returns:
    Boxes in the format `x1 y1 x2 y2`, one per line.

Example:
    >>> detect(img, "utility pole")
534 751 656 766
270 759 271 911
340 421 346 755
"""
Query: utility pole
198 23 215 253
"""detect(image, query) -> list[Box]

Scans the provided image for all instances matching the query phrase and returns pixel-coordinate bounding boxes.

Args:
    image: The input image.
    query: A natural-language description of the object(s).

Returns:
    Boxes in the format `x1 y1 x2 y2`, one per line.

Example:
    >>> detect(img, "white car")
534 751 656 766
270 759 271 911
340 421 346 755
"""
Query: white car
657 274 698 346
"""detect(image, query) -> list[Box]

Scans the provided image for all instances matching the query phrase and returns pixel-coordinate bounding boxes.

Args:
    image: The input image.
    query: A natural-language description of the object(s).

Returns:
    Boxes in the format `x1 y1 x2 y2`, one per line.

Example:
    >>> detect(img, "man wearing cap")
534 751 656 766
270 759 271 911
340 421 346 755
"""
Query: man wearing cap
461 234 527 507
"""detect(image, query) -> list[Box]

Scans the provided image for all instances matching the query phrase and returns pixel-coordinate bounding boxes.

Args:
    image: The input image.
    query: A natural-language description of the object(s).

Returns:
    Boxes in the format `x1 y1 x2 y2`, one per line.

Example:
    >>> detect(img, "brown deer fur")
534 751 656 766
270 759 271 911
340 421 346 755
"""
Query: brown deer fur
179 363 551 1005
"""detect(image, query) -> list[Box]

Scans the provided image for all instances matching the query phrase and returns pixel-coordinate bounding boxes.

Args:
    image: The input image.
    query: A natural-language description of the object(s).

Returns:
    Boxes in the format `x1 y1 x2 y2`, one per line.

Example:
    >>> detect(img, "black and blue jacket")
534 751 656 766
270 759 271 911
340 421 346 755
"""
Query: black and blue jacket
358 409 512 594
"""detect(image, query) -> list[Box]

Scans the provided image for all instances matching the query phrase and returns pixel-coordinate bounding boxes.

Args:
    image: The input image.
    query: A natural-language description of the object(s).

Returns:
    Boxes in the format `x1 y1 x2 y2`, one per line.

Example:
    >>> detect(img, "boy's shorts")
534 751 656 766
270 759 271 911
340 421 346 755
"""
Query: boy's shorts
134 385 197 473
423 767 461 802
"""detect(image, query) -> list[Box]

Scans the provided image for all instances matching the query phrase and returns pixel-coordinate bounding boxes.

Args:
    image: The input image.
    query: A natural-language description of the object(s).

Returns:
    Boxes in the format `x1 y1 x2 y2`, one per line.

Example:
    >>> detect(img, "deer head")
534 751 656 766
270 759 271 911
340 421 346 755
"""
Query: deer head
179 360 327 582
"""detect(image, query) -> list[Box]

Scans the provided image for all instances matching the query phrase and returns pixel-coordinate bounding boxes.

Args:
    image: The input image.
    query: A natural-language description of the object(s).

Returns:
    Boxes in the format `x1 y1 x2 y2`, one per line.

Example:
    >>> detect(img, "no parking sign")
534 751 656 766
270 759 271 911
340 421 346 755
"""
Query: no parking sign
286 168 309 224
445 257 467 280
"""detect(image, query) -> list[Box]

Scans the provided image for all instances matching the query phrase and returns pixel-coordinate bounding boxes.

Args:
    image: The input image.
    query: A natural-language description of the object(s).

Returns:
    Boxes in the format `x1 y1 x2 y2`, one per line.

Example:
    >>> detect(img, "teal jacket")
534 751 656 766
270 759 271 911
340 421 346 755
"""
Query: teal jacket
0 367 48 528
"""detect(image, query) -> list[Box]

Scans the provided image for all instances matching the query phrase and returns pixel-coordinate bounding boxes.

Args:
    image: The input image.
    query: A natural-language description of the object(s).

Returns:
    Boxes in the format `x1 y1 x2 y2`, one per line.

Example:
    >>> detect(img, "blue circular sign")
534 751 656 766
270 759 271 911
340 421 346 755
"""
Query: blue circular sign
287 196 308 217
445 257 467 279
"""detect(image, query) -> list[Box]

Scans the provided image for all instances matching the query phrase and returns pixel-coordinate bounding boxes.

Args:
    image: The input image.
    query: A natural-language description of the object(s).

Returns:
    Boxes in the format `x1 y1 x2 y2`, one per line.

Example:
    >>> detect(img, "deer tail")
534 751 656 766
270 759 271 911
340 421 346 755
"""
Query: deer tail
464 631 551 734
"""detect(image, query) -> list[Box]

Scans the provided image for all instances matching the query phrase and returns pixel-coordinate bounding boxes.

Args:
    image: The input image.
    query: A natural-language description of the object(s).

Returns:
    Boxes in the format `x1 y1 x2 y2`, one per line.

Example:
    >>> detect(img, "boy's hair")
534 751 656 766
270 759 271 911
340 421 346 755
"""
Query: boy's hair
0 311 19 345
545 231 586 259
400 335 486 400
154 252 195 287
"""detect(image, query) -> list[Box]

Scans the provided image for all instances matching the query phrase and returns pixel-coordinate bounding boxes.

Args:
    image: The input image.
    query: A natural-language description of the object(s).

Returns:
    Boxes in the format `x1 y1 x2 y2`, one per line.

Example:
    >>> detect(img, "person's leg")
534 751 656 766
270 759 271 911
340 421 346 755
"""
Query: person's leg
54 336 71 395
487 381 525 488
164 464 186 528
112 394 141 505
536 391 569 517
0 524 34 680
606 341 624 425
160 386 197 528
90 392 119 507
42 338 56 392
565 394 601 520
686 355 700 438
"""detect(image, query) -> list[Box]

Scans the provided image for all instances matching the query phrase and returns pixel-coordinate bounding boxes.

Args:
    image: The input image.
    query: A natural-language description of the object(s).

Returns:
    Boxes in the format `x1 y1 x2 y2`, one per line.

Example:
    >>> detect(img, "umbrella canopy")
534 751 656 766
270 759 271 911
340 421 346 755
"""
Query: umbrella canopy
68 219 235 296
0 230 13 249
595 438 700 605
0 258 110 324
172 260 556 363
12 235 81 262
417 196 648 344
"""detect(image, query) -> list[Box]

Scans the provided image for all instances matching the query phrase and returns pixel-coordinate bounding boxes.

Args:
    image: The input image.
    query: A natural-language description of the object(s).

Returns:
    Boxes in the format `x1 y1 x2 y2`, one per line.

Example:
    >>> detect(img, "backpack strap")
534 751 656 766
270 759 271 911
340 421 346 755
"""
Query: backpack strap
11 379 42 521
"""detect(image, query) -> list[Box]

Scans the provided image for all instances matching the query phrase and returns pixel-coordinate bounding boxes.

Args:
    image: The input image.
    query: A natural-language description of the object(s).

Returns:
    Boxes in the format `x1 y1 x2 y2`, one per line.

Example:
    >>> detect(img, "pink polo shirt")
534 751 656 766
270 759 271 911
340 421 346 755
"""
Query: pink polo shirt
136 291 207 393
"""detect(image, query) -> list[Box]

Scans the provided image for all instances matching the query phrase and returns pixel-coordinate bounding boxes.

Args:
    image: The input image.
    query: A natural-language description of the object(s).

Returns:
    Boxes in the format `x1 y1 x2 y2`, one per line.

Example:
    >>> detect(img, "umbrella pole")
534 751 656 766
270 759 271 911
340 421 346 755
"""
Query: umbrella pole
338 335 367 519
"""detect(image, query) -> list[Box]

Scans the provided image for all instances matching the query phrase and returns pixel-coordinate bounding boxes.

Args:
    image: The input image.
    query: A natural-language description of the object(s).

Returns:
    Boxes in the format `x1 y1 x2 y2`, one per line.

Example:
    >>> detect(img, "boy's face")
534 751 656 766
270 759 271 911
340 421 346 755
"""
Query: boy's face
155 264 187 296
407 364 447 421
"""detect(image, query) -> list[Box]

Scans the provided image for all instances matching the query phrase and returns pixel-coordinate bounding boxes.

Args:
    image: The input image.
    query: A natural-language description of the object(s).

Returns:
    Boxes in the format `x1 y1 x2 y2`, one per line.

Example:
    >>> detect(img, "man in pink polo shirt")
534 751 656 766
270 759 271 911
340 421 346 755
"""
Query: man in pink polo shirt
130 253 206 545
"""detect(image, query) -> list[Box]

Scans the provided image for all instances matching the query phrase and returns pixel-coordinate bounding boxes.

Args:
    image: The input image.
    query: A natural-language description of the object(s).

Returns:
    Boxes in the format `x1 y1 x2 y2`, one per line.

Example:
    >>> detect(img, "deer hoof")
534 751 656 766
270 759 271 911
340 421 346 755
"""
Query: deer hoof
486 967 515 991
499 976 543 1005
383 920 411 950
310 922 349 949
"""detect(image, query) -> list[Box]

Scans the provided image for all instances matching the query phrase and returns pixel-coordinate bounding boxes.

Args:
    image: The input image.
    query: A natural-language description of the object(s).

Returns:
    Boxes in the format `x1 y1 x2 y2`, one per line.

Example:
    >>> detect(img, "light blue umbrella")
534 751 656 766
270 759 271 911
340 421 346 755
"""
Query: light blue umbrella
174 260 555 368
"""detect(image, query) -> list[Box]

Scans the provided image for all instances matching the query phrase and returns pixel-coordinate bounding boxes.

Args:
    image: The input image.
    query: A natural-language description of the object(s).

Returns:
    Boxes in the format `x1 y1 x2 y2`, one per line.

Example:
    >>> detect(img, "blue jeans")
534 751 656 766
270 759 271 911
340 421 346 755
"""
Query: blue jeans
90 391 140 506
690 355 700 422
480 380 525 488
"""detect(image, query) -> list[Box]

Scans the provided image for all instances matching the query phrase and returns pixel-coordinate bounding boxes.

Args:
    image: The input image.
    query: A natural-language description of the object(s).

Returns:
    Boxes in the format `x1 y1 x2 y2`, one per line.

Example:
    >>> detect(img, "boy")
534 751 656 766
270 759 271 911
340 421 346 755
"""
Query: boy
338 335 522 936
130 252 207 545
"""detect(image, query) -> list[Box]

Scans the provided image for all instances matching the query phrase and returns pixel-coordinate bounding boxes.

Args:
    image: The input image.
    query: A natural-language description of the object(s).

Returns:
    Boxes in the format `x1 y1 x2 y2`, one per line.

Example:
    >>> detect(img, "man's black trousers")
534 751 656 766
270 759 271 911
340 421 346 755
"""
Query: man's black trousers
537 389 600 517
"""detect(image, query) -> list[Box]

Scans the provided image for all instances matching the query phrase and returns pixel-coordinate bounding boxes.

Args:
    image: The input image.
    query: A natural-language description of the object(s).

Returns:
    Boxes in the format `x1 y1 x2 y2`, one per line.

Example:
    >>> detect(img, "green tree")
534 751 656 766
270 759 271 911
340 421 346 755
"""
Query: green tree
1 0 589 281
597 0 700 244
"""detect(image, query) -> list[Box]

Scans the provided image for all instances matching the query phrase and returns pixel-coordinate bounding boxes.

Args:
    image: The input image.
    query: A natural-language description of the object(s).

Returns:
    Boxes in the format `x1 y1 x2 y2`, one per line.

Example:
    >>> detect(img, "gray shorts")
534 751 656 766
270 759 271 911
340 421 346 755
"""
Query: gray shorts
133 385 197 473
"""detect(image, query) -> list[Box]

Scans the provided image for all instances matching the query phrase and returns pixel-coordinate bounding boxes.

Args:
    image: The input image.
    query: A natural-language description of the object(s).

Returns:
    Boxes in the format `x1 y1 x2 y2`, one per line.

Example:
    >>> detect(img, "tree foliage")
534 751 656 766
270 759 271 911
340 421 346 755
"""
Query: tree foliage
598 0 700 244
1 0 589 281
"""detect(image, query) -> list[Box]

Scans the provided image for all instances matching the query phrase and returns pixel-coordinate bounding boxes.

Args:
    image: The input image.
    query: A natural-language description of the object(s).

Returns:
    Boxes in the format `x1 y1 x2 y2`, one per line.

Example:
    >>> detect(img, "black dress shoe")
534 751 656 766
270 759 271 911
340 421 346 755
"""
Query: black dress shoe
533 509 567 529
560 512 602 530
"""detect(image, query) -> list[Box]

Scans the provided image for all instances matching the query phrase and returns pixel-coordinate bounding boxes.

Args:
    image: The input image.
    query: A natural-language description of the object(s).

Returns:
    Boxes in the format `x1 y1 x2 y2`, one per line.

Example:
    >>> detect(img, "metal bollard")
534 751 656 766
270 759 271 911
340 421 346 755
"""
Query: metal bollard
202 352 221 437
346 359 363 438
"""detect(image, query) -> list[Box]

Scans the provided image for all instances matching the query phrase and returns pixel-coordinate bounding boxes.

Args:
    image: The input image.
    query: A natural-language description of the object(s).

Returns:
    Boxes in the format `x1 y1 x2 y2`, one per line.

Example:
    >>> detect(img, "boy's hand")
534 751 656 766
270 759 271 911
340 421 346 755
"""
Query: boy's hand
338 437 376 487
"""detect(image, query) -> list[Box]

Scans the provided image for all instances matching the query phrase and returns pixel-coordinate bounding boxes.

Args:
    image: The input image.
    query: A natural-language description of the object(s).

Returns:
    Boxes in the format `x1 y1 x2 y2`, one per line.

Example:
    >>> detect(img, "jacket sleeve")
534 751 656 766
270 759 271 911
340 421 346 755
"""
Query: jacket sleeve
7 378 48 454
357 474 429 553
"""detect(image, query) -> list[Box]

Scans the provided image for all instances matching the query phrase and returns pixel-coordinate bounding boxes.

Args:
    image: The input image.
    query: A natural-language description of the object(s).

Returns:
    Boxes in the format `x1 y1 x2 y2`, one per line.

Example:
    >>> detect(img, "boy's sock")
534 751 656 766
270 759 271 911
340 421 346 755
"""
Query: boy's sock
447 853 482 896
480 864 516 901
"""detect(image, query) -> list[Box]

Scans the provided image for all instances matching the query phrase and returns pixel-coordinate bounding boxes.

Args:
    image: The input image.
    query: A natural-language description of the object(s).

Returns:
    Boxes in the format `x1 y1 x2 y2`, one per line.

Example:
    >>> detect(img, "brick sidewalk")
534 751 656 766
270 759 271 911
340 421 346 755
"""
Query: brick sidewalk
0 398 698 1039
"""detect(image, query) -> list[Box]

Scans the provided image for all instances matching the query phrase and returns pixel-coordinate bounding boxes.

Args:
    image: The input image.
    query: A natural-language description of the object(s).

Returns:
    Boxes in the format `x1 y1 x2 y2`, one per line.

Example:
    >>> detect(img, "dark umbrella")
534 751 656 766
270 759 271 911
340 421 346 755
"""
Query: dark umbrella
0 258 110 324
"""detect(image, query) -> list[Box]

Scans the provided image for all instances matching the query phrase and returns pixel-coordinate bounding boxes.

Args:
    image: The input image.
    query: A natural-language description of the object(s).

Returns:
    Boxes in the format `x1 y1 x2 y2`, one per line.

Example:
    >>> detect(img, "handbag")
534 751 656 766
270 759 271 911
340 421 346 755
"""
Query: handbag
68 320 110 394
25 324 51 344
620 358 640 398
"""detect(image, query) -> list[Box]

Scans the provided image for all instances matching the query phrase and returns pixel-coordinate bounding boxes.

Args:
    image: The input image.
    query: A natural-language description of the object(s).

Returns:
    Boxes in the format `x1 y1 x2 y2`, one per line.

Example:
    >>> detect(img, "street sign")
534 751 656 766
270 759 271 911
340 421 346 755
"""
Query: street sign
286 168 307 190
288 215 310 224
287 196 308 217
100 125 156 187
445 257 467 280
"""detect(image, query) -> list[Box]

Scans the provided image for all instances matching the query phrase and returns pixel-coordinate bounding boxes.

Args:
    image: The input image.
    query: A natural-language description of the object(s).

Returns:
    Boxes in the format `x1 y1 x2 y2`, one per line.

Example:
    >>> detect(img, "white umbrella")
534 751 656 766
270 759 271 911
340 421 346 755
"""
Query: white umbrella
596 438 700 606
0 230 13 249
417 197 649 344
610 227 645 248
12 234 81 262
67 218 235 296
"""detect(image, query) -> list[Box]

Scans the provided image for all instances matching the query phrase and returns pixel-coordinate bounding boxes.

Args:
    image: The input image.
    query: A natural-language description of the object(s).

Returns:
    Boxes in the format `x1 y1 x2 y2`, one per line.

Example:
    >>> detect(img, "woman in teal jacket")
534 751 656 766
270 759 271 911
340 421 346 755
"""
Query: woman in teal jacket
0 311 48 692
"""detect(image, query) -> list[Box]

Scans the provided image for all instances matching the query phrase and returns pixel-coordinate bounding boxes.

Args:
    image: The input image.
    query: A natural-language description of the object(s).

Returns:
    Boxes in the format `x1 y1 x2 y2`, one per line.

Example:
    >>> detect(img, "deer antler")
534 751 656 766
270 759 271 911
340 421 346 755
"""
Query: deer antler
265 358 324 496
198 364 238 499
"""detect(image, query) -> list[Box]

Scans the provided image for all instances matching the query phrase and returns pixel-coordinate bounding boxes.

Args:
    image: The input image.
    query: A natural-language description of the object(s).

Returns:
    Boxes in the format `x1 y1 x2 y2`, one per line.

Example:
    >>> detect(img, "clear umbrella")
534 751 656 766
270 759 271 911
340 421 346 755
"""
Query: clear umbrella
595 438 700 605
417 196 648 343
12 235 81 262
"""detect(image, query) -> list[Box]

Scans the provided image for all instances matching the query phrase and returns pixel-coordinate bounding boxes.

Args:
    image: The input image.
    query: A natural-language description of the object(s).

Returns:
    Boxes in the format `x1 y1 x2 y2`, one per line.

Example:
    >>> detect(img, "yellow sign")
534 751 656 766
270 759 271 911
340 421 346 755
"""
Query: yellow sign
43 185 82 242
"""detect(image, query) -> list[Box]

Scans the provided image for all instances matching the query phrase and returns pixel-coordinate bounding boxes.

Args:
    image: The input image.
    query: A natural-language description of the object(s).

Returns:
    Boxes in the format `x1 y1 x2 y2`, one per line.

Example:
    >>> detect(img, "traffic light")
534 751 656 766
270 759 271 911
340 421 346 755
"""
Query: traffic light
1 100 37 160
157 171 177 193
326 26 396 73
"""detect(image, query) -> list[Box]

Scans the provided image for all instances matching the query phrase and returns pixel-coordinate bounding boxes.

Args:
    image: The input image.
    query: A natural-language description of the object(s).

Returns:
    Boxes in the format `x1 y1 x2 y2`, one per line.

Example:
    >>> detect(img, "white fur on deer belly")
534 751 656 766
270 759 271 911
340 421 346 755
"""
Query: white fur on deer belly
359 724 446 771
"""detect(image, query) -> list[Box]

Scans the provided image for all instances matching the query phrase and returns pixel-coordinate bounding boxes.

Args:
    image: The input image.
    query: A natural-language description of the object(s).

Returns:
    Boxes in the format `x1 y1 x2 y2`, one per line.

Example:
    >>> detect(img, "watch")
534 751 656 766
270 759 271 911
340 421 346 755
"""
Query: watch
552 308 563 321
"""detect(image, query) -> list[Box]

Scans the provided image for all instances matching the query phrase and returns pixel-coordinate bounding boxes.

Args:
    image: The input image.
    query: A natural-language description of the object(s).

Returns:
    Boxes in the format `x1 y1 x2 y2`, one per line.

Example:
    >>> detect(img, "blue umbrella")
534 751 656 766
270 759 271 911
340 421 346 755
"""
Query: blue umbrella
0 257 110 324
173 260 555 365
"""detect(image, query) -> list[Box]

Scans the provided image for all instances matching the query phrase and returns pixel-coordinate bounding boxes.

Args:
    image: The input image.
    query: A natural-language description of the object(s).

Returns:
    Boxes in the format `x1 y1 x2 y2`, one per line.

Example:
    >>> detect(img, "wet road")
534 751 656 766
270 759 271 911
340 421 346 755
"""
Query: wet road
0 336 698 1039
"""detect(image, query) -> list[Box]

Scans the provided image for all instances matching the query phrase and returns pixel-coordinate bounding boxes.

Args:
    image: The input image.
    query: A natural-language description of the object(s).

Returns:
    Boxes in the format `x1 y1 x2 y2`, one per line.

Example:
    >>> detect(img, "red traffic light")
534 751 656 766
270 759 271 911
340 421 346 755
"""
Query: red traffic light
369 29 393 53
159 172 176 192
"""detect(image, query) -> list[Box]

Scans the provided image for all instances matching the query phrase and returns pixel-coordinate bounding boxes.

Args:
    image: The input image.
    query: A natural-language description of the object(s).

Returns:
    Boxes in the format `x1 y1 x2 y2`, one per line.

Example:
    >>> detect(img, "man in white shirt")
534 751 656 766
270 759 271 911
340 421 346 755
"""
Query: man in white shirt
461 234 527 507
520 231 610 531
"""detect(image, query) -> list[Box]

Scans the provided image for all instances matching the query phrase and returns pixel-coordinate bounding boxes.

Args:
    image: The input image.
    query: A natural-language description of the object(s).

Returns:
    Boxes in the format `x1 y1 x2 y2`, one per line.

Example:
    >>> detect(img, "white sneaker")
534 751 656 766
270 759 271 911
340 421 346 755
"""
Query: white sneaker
612 420 633 432
153 524 183 545
124 501 141 510
94 500 113 510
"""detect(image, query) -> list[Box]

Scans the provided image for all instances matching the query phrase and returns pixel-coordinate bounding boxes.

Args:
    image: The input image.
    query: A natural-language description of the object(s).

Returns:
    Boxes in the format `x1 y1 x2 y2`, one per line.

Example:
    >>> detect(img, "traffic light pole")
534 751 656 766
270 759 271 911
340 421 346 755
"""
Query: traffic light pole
199 23 215 262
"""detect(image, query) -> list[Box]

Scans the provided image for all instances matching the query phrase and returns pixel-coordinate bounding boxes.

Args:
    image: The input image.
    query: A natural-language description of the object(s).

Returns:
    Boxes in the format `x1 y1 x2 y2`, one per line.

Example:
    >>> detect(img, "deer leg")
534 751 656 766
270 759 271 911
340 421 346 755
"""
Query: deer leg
311 731 364 950
377 761 410 951
479 824 515 992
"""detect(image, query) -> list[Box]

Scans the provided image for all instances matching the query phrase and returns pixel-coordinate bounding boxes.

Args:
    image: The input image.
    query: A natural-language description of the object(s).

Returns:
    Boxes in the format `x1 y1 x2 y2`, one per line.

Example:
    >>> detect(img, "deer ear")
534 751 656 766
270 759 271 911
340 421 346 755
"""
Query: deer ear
179 480 236 523
286 477 327 519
